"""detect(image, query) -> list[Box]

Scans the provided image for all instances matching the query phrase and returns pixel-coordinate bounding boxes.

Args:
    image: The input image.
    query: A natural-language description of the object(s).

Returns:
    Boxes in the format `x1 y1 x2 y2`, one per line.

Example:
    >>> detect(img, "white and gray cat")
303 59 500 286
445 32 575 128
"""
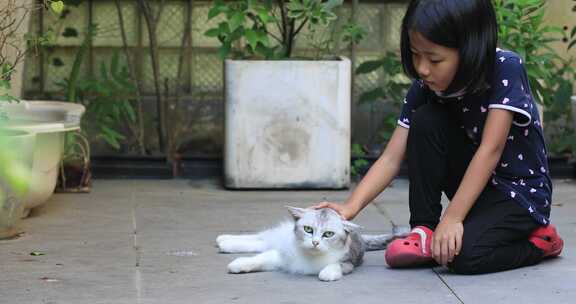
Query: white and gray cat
216 206 408 281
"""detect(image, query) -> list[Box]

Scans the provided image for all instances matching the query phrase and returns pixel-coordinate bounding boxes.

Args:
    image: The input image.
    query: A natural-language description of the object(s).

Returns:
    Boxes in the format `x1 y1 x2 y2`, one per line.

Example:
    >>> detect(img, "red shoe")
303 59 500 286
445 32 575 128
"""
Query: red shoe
529 224 564 258
385 226 435 268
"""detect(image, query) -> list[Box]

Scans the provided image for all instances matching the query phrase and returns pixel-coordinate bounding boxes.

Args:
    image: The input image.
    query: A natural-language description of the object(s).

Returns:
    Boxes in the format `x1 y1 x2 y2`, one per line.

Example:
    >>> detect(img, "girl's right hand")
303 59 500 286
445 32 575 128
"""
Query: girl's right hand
311 201 359 221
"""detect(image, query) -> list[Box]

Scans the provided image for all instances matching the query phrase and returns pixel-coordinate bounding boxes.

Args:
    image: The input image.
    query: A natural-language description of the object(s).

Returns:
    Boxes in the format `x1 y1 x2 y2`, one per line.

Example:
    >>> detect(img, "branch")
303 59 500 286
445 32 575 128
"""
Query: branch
293 17 308 37
246 13 283 44
277 0 288 42
271 6 284 37
155 0 167 26
114 0 146 155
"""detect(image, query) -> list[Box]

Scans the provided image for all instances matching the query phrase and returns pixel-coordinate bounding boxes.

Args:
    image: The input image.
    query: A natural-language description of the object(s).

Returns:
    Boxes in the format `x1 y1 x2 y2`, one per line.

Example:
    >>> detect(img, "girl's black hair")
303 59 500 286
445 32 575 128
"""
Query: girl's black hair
400 0 498 94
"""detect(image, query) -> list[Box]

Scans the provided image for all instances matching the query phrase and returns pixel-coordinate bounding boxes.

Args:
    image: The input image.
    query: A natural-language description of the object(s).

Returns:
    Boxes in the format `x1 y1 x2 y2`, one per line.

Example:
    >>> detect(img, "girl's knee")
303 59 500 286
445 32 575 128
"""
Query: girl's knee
448 253 483 275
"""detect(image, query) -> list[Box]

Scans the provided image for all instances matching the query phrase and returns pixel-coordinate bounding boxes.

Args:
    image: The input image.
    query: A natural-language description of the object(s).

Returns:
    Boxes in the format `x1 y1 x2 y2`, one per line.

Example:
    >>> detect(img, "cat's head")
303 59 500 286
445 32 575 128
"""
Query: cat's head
286 206 361 254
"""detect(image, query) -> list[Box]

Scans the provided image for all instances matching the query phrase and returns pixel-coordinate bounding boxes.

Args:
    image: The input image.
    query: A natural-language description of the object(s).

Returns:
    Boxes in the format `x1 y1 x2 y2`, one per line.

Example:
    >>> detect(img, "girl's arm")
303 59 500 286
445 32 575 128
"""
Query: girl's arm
433 108 514 265
443 109 513 221
315 126 409 220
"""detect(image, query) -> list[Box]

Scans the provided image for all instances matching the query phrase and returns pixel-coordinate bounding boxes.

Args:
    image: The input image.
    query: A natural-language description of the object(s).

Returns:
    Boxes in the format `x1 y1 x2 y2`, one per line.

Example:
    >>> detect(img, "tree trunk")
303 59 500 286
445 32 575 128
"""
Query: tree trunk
114 0 146 155
138 0 166 153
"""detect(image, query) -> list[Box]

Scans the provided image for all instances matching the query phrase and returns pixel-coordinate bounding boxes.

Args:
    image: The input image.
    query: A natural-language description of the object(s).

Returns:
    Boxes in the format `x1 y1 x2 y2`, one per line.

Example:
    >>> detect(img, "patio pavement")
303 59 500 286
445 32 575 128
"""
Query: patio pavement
0 178 574 304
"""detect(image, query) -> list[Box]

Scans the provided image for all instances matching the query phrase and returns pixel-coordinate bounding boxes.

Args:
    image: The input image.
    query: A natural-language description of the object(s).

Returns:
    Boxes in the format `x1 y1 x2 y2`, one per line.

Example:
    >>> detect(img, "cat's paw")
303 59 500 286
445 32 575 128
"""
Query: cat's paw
217 239 239 253
216 234 234 245
216 235 238 253
228 257 255 274
318 266 343 282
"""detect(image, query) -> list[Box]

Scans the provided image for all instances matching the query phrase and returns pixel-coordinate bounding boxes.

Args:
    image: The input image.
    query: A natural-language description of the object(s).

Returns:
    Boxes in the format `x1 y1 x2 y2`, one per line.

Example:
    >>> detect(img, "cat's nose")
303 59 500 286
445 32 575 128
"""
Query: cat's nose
312 241 319 247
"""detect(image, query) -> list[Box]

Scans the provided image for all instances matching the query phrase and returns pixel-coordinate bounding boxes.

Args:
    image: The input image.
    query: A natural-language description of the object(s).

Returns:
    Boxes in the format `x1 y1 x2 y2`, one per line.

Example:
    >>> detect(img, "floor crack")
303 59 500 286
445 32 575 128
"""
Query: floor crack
432 268 465 304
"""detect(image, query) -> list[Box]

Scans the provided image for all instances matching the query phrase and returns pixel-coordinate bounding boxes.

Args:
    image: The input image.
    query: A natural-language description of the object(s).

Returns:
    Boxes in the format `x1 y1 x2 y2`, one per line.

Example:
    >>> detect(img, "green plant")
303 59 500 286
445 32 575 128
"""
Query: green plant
204 0 363 59
350 143 369 178
355 51 411 144
53 28 136 150
495 0 576 157
494 0 575 107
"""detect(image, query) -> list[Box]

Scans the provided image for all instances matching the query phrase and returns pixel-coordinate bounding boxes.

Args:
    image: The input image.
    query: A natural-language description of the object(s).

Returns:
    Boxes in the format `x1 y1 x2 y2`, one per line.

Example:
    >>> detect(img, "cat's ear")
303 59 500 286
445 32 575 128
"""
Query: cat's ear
285 206 307 220
342 220 362 232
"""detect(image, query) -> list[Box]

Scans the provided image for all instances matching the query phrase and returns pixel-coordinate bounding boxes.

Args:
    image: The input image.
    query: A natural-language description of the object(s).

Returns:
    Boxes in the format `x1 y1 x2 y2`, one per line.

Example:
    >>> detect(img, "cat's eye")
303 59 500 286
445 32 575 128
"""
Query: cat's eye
303 226 313 234
323 231 335 238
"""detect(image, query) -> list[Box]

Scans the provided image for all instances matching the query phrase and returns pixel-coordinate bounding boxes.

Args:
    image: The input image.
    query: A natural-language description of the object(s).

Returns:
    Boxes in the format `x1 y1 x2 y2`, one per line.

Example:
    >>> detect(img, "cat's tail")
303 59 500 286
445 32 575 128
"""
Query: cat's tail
361 226 410 251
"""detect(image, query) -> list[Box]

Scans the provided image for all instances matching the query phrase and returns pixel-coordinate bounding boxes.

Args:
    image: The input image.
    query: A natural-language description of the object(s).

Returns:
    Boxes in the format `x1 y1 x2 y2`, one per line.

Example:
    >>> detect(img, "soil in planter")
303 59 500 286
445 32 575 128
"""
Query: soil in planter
56 163 92 193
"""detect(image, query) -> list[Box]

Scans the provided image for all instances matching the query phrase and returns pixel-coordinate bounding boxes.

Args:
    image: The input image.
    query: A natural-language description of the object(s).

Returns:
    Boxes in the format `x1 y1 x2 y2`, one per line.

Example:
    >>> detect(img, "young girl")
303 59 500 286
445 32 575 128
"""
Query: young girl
314 0 563 274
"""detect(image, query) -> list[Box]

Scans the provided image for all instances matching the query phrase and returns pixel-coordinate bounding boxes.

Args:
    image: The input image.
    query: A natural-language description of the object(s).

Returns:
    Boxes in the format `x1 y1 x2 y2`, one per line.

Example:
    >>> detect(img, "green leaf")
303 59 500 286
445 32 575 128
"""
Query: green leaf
245 29 259 50
208 0 228 20
50 1 64 15
218 42 231 59
356 60 384 74
569 39 576 51
229 11 245 32
123 101 136 122
571 27 576 39
101 126 124 150
204 28 220 38
358 87 385 104
256 7 274 23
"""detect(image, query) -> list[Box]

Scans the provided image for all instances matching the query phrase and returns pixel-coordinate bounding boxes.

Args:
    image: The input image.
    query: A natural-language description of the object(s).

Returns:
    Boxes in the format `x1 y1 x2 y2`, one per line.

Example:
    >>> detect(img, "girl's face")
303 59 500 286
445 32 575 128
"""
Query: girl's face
409 31 460 92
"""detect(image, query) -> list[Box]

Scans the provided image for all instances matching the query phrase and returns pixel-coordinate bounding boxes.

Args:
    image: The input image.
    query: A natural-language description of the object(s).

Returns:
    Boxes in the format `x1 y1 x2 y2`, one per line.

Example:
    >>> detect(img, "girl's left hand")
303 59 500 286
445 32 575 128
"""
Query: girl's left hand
431 217 464 266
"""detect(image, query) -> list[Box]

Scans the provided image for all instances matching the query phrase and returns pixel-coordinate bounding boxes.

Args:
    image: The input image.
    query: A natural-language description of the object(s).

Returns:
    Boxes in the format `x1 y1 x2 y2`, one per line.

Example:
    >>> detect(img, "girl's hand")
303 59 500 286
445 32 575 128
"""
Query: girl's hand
310 201 359 221
431 217 464 266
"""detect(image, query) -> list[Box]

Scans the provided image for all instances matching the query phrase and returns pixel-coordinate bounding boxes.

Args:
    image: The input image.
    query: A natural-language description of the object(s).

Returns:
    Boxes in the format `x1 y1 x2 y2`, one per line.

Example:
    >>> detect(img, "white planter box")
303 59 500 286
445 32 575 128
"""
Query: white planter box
224 56 351 189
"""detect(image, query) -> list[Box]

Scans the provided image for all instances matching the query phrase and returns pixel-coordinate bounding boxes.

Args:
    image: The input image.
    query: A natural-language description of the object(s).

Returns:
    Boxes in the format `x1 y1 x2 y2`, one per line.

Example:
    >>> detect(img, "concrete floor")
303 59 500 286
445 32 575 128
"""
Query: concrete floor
0 178 574 304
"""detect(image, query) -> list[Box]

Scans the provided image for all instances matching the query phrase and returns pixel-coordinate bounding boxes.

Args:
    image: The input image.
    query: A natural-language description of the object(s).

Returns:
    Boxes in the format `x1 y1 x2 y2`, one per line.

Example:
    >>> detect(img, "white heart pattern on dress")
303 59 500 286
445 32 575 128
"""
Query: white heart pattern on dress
502 79 509 87
503 98 510 104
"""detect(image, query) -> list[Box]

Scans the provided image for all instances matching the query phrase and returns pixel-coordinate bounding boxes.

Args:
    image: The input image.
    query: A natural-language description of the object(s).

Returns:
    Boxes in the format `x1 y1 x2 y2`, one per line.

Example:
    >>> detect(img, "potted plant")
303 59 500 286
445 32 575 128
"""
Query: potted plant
204 0 365 189
53 25 137 192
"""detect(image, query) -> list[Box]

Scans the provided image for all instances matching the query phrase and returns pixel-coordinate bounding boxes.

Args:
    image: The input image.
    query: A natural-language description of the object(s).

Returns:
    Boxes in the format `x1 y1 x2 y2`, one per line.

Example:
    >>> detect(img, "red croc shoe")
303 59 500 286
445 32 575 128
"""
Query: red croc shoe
529 224 564 258
385 226 435 268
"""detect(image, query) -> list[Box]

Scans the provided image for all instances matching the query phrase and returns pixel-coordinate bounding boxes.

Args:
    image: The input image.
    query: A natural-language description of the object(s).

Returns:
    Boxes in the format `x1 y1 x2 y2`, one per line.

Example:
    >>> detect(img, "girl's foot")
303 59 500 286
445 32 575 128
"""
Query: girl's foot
529 224 563 258
385 226 435 268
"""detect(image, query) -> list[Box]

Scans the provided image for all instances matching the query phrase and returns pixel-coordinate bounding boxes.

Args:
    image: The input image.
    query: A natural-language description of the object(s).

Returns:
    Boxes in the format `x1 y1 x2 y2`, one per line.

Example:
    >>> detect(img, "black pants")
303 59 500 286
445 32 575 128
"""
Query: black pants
407 102 544 274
